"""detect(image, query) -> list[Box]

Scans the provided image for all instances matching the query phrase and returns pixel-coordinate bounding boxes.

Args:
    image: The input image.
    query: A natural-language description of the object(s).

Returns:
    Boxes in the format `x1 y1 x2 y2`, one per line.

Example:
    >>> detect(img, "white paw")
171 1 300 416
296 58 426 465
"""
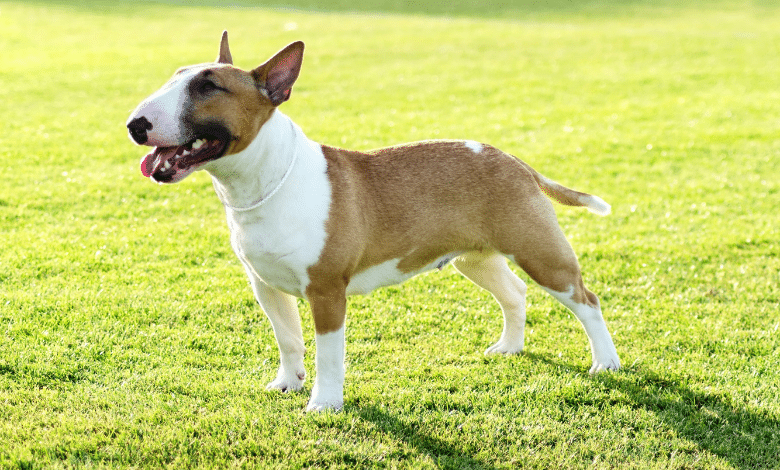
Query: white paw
306 383 343 412
266 367 306 392
589 355 621 375
305 398 343 413
484 340 523 355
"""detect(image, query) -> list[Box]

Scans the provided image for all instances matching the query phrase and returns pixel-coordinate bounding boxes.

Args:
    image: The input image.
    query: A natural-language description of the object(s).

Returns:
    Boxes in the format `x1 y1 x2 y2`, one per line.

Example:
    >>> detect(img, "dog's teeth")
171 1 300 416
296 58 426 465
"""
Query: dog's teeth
163 160 172 170
182 150 191 157
192 139 206 149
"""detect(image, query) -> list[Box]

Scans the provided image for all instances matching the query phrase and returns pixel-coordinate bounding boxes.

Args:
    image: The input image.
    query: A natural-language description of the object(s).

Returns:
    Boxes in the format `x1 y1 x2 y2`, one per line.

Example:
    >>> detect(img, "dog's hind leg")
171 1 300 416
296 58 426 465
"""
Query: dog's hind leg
539 282 621 374
454 252 527 355
250 277 307 392
505 219 620 373
495 189 620 373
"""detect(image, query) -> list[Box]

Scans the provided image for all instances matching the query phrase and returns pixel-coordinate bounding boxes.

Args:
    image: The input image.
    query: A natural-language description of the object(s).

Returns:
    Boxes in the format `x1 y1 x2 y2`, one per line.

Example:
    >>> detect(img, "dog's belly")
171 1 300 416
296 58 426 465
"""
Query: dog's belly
346 252 461 296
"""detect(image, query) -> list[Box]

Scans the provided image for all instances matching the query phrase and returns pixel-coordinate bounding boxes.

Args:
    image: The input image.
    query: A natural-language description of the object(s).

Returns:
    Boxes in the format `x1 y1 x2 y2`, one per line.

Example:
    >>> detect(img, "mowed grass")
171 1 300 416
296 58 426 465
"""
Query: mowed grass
1 0 779 468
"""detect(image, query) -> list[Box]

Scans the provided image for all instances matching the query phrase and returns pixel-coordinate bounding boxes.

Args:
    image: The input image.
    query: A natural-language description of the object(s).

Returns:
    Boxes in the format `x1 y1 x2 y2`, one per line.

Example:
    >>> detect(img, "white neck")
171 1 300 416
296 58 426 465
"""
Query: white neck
205 110 301 211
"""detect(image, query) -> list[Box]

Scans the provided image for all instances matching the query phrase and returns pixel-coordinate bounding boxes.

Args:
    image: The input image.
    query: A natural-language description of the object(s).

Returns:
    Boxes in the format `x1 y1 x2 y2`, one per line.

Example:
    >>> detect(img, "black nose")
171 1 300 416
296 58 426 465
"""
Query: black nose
127 116 152 144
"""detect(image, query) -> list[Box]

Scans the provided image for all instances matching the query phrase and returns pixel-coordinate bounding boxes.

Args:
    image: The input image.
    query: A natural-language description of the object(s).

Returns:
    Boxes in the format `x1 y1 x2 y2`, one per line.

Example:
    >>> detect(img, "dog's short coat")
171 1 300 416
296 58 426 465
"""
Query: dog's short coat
127 32 620 411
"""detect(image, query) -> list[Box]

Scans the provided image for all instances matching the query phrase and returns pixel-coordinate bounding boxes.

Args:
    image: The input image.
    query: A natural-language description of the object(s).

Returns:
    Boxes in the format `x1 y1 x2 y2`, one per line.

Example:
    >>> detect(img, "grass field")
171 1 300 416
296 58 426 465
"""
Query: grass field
1 0 779 468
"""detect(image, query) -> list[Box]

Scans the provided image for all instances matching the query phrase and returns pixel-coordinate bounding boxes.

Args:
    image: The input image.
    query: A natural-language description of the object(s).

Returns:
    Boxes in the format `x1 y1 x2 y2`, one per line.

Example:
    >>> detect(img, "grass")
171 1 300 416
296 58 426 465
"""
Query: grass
1 0 779 467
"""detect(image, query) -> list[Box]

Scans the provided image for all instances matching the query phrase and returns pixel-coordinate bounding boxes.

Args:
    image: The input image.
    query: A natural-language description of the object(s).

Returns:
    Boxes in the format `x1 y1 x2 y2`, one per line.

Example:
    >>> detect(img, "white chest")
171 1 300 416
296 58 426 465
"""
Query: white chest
227 178 330 298
211 122 332 299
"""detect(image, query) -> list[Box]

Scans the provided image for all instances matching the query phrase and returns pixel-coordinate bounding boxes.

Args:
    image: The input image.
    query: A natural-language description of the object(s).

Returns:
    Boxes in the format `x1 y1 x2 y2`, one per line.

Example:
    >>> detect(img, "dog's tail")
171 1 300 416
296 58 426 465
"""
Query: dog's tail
521 162 611 216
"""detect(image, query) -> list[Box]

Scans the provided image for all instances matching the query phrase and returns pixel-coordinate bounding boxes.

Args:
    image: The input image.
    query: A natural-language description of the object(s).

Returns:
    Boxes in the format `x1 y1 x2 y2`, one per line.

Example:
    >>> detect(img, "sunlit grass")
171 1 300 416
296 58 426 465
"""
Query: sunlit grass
1 1 779 468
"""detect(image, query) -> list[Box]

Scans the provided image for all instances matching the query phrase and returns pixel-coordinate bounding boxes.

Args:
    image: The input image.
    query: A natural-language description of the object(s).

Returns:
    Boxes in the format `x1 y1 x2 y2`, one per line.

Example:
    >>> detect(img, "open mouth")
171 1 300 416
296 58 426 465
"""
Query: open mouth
141 137 228 183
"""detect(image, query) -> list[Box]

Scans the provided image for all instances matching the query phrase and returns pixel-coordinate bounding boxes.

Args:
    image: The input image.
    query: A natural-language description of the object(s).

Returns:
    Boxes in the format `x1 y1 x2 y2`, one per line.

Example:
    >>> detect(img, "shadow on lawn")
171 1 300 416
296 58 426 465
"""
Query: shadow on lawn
529 353 779 469
352 358 778 469
352 405 499 470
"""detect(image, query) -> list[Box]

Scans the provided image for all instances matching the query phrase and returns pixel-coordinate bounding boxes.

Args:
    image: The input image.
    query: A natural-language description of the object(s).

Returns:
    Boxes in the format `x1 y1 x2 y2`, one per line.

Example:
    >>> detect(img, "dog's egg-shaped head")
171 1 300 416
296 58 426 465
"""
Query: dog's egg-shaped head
127 32 304 184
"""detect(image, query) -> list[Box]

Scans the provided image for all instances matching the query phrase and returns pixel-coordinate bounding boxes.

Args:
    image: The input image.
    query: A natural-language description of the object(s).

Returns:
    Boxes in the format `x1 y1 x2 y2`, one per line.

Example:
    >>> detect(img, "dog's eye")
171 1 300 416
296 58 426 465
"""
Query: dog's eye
198 80 219 94
195 77 228 95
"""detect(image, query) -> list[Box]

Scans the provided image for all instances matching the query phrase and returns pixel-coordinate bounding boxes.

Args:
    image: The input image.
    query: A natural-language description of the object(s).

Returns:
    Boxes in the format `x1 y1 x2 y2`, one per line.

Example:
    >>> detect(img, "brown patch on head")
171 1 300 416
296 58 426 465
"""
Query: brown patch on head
183 38 306 157
184 64 272 155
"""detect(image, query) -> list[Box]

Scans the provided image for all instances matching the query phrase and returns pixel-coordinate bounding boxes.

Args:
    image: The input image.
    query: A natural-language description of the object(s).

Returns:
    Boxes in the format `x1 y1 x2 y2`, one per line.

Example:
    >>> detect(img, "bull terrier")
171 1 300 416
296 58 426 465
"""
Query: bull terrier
127 32 620 411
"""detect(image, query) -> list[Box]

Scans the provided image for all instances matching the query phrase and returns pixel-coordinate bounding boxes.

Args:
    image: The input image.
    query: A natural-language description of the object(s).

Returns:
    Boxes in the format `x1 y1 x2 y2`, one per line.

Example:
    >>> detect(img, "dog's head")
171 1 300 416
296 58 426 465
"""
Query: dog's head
127 32 304 183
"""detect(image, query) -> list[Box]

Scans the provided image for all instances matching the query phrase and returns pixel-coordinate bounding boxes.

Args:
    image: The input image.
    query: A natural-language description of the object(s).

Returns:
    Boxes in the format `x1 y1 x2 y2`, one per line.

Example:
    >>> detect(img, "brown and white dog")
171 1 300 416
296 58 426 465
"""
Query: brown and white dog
127 32 620 411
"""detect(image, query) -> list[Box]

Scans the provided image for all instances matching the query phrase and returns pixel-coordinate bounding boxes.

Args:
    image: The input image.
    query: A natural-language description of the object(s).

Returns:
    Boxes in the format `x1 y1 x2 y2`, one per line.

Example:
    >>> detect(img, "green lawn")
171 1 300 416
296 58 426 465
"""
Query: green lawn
1 0 779 468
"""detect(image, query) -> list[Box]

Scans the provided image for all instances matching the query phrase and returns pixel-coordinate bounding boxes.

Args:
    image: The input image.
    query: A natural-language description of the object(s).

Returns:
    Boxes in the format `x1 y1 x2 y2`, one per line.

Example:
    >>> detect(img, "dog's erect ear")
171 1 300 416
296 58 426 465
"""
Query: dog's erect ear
251 41 304 107
217 31 233 65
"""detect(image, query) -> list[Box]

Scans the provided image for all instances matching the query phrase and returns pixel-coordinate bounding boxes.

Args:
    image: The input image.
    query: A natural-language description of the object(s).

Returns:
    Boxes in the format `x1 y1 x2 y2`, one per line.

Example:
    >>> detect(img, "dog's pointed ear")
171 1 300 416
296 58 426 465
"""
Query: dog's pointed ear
252 41 304 107
217 31 233 65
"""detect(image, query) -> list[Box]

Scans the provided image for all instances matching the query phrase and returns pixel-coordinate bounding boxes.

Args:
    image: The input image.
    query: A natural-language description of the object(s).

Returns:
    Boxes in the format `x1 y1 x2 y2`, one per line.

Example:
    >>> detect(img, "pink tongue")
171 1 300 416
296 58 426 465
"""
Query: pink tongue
139 146 181 178
140 153 154 177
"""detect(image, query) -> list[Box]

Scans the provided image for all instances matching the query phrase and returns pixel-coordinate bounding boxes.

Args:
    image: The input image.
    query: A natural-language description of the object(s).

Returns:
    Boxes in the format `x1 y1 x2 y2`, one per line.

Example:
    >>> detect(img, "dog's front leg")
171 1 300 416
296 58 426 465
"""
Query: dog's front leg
305 281 347 412
250 279 307 392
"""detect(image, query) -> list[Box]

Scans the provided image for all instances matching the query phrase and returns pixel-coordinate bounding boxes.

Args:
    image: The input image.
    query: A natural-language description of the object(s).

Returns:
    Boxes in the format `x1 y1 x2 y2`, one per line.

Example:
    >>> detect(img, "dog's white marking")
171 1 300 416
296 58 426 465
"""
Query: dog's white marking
540 285 621 373
464 140 483 154
308 325 345 412
129 66 209 147
208 110 332 298
585 194 612 216
345 253 460 296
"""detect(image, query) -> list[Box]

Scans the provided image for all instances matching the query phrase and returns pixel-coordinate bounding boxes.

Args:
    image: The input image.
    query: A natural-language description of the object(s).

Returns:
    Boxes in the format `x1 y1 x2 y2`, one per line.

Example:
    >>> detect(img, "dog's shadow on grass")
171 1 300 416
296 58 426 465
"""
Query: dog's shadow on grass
350 404 499 470
349 353 778 469
526 353 779 469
